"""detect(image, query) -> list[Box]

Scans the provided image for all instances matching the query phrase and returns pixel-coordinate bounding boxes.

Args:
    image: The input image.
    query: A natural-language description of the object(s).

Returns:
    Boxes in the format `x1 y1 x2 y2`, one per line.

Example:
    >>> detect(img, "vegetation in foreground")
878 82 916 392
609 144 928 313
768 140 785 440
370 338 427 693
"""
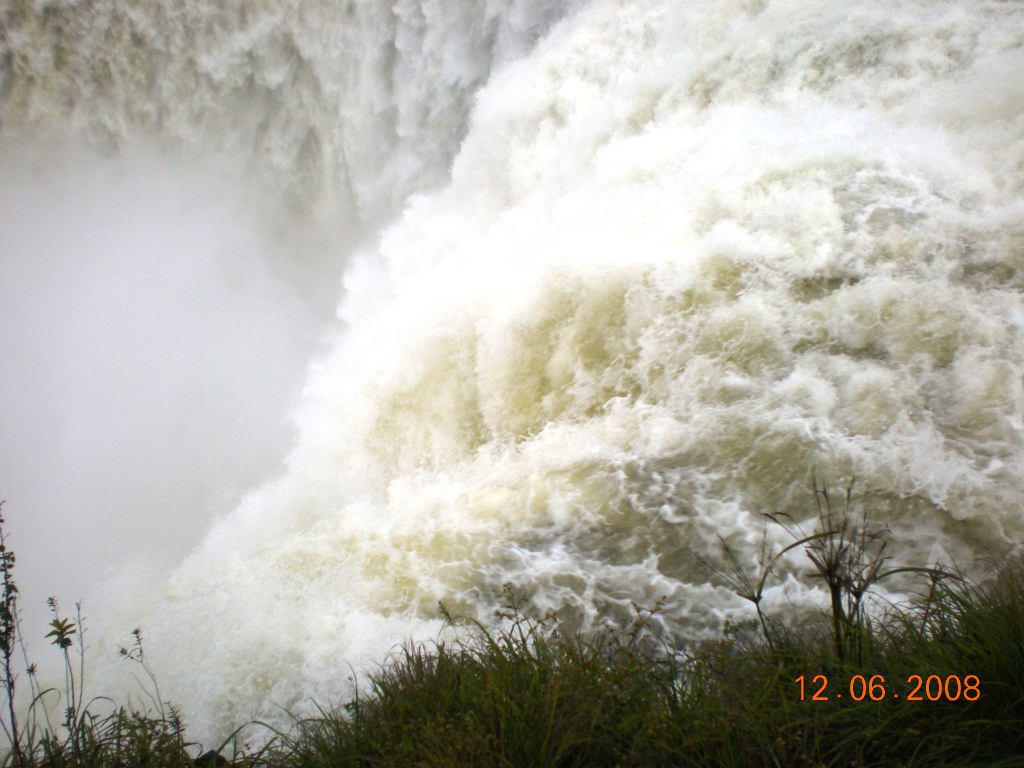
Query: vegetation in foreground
1 484 1023 768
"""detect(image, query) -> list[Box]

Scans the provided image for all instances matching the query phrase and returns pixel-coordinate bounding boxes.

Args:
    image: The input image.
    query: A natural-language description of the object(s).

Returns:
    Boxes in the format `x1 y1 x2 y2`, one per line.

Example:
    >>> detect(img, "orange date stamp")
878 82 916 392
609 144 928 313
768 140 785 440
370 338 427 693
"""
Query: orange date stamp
795 674 980 702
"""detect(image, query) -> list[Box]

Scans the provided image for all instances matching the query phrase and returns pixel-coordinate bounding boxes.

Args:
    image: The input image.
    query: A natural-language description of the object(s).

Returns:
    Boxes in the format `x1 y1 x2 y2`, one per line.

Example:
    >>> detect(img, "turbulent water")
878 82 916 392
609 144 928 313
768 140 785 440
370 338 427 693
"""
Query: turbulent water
2 0 1024 745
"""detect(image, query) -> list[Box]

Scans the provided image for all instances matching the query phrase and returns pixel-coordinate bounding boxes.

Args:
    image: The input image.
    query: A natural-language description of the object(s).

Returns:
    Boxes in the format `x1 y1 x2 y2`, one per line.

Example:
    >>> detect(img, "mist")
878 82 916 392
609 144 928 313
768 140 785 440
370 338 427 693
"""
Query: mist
0 139 333 647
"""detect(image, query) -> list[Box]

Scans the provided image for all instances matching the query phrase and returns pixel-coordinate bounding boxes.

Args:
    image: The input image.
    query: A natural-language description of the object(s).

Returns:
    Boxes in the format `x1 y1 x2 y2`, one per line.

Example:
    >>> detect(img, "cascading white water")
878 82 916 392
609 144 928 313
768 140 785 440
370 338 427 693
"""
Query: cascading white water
2 0 1024 747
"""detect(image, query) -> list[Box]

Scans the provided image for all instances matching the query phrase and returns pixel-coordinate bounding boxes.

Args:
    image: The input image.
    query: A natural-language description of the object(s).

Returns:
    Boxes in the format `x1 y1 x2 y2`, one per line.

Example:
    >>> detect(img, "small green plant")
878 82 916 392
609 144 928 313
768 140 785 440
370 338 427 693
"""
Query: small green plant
45 597 83 756
701 478 950 665
700 517 833 654
0 501 24 766
790 479 953 664
0 505 245 768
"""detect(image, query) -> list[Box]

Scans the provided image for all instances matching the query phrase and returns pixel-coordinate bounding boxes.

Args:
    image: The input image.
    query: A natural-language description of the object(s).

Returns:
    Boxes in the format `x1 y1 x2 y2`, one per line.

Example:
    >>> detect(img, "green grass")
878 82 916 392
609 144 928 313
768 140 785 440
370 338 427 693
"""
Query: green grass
268 571 1024 768
3 488 1024 768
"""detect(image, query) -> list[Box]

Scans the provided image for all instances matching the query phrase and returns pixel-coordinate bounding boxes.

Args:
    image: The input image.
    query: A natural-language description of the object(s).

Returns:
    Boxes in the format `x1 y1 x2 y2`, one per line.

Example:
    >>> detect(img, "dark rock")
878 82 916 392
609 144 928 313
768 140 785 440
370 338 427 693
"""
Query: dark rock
193 750 228 767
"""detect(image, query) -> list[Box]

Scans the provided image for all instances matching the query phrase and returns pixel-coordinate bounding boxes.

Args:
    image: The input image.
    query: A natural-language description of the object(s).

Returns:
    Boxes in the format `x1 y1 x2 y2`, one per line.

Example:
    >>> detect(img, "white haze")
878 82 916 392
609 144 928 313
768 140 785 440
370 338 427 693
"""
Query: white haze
0 141 327 649
2 0 1024 750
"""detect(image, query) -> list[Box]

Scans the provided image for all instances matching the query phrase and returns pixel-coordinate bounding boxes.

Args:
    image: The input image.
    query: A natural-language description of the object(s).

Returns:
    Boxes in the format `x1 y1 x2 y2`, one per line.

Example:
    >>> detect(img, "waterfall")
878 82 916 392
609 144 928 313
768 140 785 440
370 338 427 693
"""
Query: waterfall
2 0 1023 744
